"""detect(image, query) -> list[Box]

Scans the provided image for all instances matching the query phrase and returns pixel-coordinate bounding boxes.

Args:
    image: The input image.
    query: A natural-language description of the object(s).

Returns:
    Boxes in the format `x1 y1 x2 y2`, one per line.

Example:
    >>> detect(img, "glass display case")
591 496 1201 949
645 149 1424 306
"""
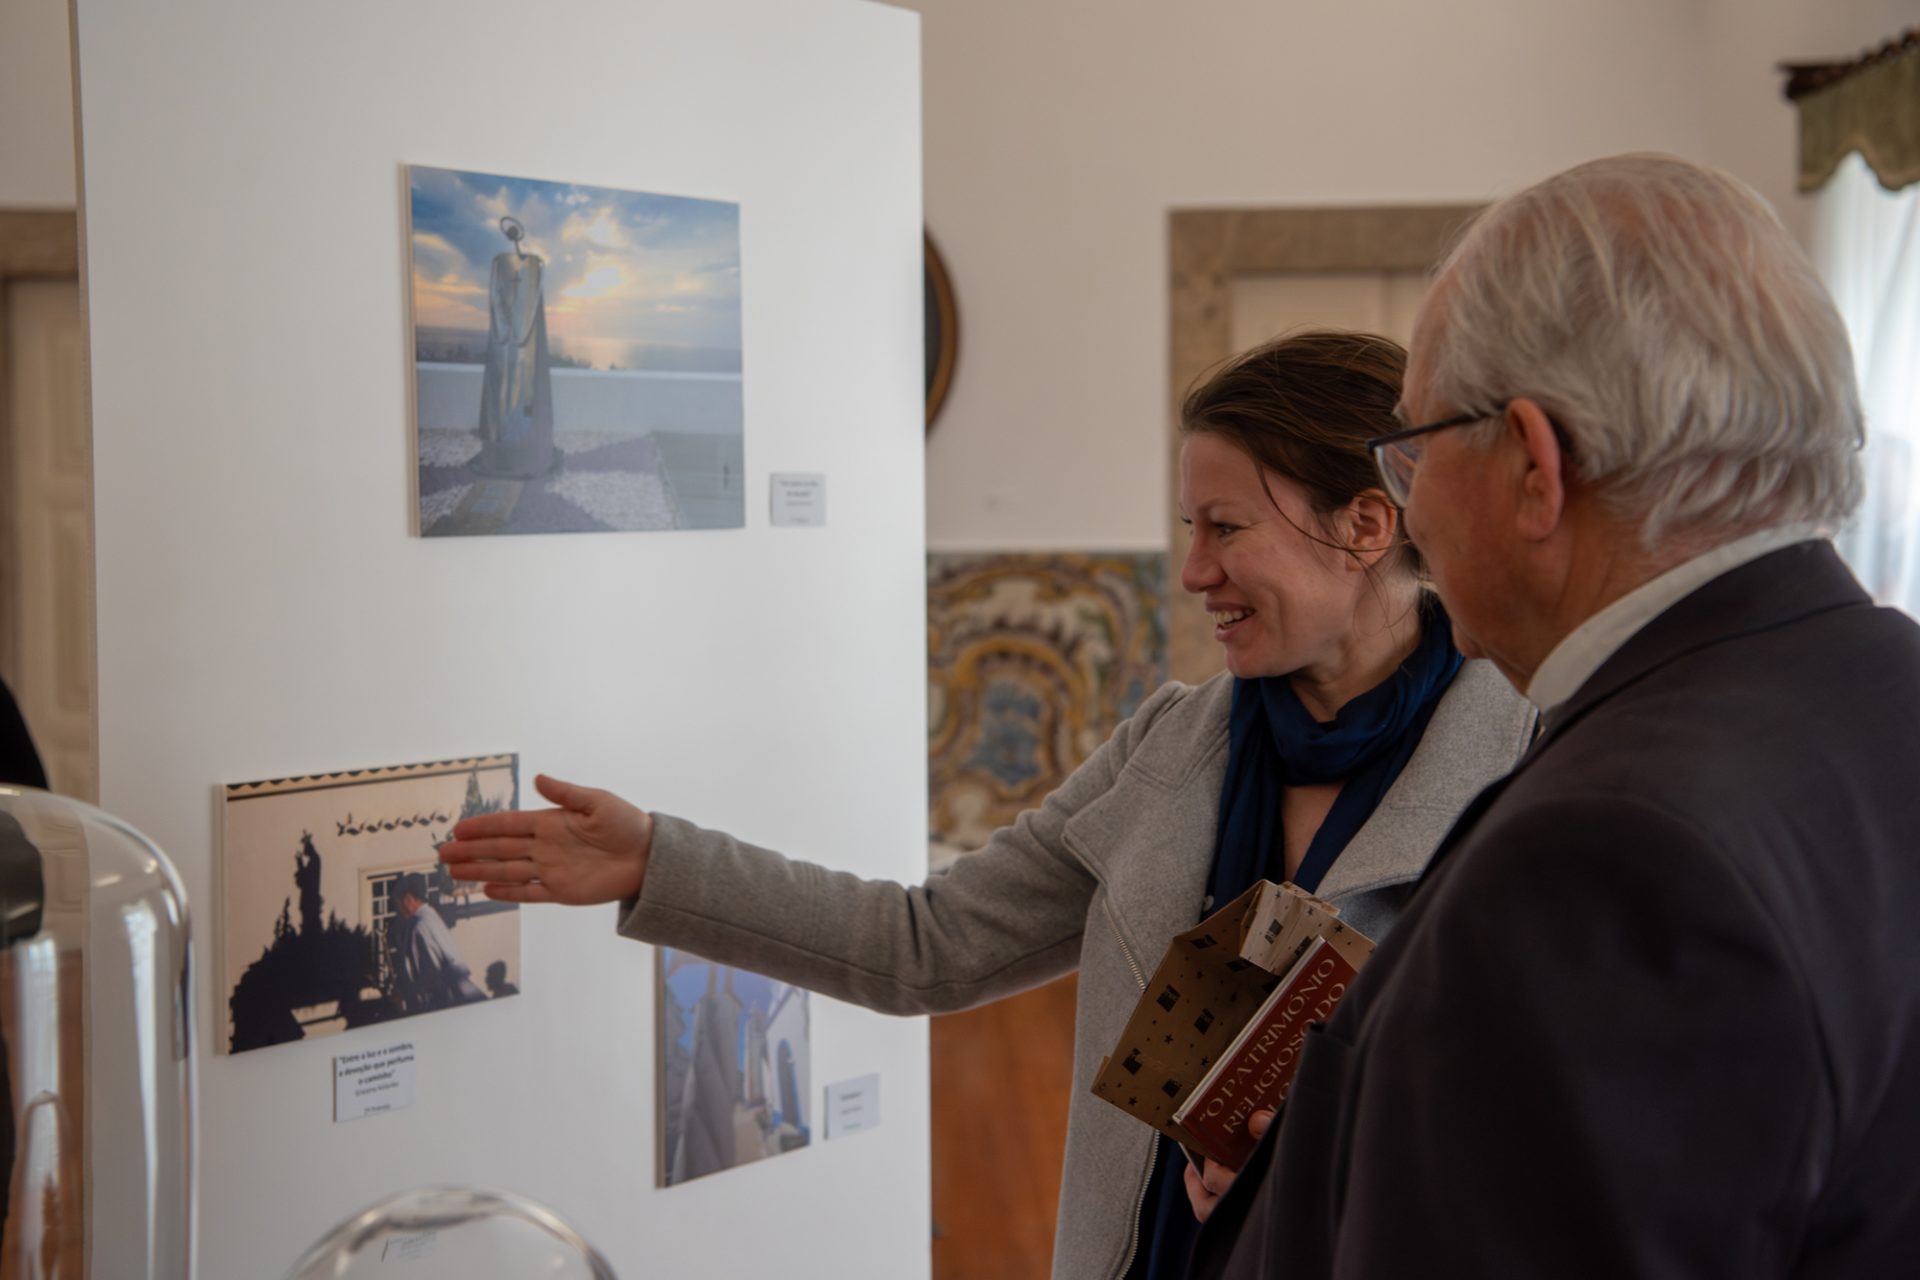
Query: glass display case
285 1186 617 1279
0 786 194 1279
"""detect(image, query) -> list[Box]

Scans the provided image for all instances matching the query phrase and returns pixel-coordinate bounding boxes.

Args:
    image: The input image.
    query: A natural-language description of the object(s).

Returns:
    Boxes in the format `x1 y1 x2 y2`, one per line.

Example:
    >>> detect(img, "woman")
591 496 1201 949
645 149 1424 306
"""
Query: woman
439 331 1536 1280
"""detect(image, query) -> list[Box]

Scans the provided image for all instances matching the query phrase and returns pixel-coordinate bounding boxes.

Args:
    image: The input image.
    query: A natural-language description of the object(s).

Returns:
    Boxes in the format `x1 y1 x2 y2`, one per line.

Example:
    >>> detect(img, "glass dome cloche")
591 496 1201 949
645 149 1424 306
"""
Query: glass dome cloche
0 785 195 1279
285 1185 618 1279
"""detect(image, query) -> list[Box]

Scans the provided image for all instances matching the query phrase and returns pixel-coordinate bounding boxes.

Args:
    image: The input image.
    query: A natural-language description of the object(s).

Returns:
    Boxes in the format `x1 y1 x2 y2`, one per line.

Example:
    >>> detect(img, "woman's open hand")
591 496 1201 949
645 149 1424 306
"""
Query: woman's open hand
438 773 653 906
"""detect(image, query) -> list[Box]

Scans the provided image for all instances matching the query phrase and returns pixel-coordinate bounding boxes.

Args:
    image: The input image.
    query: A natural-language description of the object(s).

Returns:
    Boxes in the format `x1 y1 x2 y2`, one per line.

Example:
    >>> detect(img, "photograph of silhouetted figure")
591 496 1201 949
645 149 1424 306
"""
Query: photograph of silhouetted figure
221 755 521 1054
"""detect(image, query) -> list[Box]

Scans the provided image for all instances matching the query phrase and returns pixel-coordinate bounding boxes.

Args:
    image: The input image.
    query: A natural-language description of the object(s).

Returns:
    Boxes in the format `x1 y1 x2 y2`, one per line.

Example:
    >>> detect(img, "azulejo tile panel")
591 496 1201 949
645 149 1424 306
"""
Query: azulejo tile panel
928 553 1167 855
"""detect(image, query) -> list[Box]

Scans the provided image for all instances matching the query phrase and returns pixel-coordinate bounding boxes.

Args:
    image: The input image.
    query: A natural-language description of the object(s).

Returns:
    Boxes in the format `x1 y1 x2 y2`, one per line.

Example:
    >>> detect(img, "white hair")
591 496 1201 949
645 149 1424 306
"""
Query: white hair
1428 153 1864 544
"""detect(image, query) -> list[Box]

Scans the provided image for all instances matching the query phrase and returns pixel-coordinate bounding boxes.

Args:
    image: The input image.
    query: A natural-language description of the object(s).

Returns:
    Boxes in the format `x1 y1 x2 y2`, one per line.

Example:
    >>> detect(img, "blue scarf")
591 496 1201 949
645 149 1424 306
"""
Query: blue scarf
1206 596 1463 902
1132 598 1464 1280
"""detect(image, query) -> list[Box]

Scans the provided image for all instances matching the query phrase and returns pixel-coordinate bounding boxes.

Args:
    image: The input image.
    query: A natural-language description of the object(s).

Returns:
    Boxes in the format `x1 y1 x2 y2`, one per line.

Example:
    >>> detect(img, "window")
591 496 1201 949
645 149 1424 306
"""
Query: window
1814 152 1920 614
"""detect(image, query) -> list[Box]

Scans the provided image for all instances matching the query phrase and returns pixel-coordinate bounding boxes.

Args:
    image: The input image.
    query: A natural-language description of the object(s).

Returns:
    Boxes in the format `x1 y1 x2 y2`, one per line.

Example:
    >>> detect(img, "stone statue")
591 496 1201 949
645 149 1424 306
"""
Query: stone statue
473 216 559 478
294 832 322 938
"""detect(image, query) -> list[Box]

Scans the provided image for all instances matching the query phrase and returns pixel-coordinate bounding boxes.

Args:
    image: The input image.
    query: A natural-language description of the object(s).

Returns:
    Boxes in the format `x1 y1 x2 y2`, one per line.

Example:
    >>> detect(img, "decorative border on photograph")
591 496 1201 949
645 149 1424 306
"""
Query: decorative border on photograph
223 753 519 799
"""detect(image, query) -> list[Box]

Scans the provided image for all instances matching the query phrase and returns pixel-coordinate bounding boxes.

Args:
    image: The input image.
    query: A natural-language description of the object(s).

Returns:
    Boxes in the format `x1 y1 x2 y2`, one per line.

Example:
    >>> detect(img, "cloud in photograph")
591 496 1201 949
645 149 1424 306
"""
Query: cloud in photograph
408 165 742 356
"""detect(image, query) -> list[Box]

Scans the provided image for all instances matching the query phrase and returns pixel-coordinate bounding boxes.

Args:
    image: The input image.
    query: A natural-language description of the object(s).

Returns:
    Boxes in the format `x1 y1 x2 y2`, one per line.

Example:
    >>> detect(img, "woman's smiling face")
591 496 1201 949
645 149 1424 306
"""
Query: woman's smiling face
1177 432 1376 682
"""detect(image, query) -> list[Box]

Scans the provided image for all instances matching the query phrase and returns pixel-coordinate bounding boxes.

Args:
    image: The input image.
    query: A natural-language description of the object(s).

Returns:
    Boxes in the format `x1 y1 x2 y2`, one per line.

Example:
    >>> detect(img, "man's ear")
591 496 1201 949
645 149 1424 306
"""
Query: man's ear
1509 399 1569 541
1335 487 1401 568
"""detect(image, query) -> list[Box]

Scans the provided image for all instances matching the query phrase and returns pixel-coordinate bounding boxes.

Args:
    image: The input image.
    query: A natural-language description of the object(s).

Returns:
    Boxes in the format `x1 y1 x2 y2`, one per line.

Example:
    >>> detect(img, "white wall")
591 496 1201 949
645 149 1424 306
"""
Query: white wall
74 2 926 1277
0 0 74 206
896 0 1916 553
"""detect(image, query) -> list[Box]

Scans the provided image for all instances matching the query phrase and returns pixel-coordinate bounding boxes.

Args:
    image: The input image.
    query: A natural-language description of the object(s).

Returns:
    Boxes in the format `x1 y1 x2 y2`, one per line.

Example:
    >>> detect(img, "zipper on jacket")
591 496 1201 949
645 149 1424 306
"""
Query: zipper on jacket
1102 896 1148 992
1115 1134 1158 1280
1104 895 1154 1279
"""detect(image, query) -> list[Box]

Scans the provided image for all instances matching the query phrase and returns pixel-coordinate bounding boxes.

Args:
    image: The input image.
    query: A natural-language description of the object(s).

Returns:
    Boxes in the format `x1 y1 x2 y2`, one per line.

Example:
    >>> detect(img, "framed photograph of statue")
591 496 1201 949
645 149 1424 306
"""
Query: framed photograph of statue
219 754 522 1055
406 164 744 536
656 947 812 1186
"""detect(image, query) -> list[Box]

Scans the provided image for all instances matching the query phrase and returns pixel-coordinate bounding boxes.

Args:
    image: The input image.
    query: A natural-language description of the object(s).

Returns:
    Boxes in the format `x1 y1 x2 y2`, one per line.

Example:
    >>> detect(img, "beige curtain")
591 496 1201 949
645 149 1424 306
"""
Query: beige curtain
1794 35 1920 194
1813 153 1920 614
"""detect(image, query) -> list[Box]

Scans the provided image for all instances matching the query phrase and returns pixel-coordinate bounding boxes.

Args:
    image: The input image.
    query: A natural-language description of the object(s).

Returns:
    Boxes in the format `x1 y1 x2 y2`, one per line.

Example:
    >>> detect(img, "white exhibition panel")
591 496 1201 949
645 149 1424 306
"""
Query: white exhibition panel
74 1 926 1276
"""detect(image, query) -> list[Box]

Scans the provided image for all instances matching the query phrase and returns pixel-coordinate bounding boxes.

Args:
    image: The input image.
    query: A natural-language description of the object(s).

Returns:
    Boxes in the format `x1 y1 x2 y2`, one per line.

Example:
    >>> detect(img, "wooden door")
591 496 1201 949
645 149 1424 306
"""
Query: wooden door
4 278 95 801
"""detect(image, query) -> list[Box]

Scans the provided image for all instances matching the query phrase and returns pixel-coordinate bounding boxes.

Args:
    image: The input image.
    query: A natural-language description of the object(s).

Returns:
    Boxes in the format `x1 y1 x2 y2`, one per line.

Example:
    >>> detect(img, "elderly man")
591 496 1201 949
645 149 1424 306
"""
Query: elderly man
391 872 487 1012
1191 153 1920 1278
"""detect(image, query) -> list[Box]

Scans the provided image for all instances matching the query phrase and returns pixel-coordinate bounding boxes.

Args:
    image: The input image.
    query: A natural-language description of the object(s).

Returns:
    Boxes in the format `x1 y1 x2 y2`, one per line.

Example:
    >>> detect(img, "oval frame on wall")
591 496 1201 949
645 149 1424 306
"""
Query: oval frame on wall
925 231 959 431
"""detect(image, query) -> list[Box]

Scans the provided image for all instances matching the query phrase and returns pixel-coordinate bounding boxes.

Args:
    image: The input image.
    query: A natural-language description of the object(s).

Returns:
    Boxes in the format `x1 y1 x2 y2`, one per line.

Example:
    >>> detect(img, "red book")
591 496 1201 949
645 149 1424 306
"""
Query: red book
1170 935 1359 1170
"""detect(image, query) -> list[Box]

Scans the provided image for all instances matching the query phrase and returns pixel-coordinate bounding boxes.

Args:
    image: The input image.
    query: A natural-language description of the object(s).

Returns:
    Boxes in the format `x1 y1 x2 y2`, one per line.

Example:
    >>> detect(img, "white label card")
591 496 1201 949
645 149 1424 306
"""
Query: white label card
824 1072 881 1138
334 1040 418 1123
770 473 827 527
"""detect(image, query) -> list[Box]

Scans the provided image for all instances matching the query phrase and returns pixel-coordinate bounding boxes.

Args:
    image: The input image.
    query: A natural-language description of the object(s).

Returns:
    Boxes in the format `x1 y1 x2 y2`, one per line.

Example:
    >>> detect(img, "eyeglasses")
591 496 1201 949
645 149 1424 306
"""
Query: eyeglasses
1366 404 1508 506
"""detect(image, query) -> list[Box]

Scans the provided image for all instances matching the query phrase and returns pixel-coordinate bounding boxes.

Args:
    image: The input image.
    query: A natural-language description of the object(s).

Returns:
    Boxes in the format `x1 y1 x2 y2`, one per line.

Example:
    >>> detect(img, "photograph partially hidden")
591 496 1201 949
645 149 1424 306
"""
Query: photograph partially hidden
408 164 744 536
657 948 811 1186
220 754 522 1054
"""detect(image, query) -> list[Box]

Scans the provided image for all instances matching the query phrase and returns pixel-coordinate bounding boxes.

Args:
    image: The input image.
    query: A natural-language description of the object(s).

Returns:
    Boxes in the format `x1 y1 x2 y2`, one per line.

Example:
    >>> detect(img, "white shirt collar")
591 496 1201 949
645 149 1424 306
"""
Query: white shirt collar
1525 524 1824 712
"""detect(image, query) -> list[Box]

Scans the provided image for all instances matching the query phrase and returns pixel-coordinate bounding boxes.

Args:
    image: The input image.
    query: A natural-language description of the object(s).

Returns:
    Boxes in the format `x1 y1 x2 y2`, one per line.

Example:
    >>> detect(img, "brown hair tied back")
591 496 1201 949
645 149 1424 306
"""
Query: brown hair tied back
1180 329 1422 578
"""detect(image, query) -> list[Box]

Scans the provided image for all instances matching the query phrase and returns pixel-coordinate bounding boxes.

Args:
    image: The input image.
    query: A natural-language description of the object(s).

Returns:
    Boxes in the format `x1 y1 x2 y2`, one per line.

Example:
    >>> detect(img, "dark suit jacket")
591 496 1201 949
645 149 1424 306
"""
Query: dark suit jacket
1191 541 1920 1279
